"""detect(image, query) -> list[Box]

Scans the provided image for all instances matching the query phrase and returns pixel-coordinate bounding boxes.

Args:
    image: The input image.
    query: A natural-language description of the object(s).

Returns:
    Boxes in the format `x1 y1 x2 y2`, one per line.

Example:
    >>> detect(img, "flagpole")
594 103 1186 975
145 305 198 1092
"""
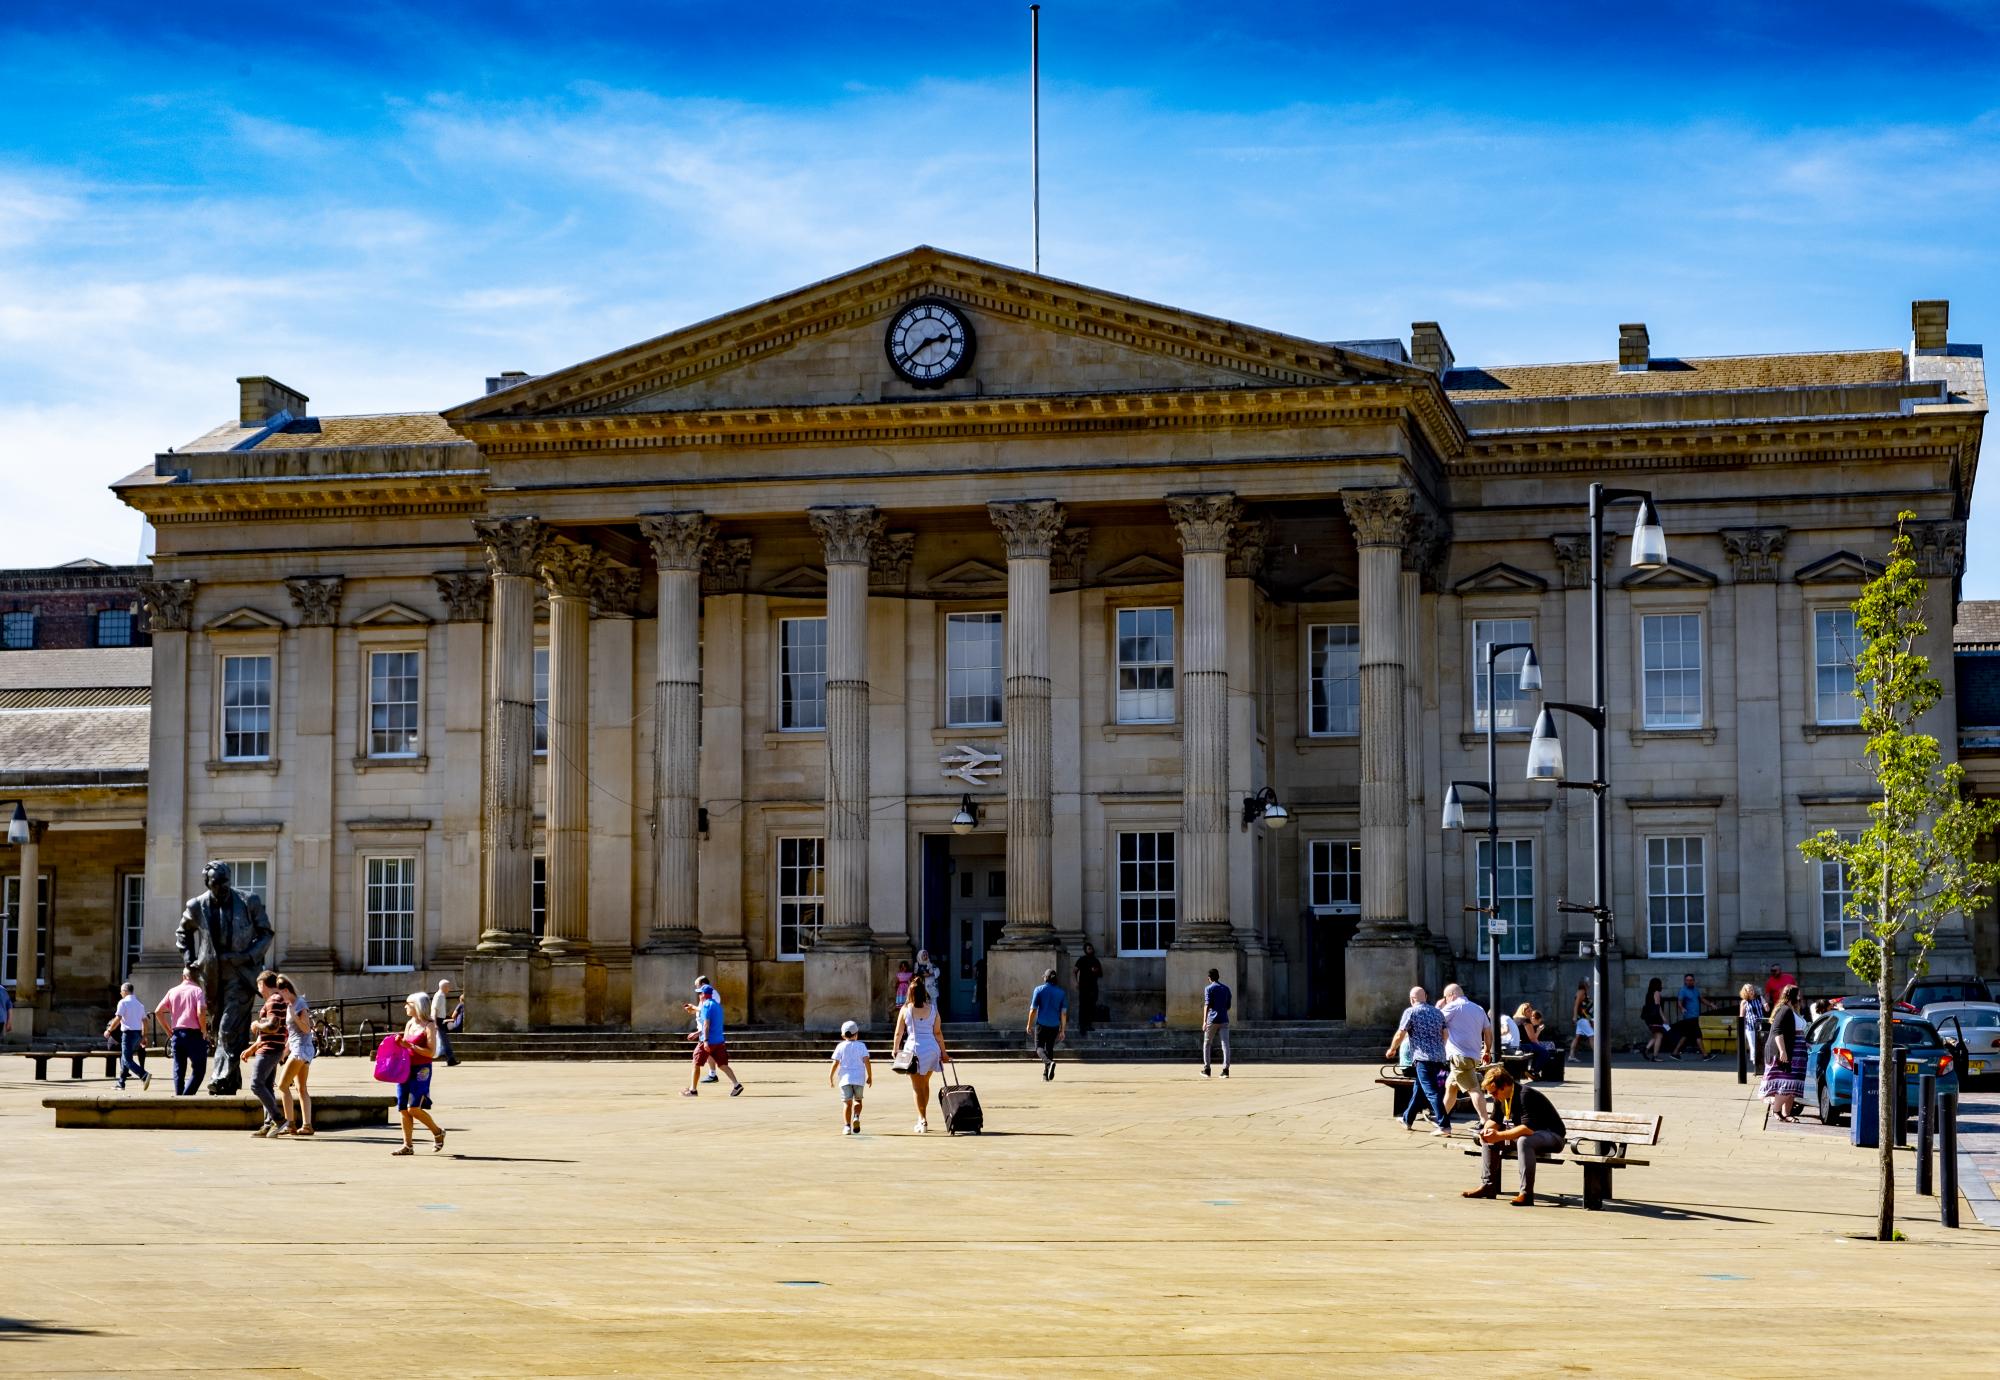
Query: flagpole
1030 3 1041 273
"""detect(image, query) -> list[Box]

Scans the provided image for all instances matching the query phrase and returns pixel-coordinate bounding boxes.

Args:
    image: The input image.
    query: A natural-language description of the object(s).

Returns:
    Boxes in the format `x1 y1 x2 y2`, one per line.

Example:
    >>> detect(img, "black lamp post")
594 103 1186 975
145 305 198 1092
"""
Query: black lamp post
1527 483 1667 1115
1442 640 1541 1054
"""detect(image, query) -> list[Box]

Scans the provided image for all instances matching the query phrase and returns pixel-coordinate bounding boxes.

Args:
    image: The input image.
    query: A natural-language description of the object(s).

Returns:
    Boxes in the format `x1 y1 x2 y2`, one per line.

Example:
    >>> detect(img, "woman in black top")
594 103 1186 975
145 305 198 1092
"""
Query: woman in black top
1759 984 1806 1121
1639 977 1670 1062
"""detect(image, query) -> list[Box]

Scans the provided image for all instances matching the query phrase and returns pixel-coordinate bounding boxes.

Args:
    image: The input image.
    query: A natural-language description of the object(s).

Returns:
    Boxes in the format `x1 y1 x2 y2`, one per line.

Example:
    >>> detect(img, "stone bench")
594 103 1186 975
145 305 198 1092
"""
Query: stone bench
43 1093 397 1131
20 1048 164 1081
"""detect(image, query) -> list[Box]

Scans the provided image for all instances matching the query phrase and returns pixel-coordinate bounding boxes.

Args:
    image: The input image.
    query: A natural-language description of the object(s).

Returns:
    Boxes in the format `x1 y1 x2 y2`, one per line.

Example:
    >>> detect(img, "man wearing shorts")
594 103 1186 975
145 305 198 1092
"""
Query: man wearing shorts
682 982 742 1097
1438 983 1493 1124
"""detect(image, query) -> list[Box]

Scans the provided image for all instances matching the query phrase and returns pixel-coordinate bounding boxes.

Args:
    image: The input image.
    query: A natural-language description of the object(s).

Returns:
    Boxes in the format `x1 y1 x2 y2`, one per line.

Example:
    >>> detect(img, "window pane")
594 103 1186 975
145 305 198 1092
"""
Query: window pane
1 612 35 649
1116 830 1178 953
1815 610 1860 724
780 618 828 731
1645 835 1706 956
945 612 1004 727
96 609 134 647
1820 831 1861 956
776 835 826 957
221 655 273 760
1307 624 1360 736
1 874 51 987
531 854 547 939
1308 838 1360 913
1641 614 1703 728
1471 619 1533 731
121 873 146 979
365 856 418 970
368 650 422 756
1115 608 1175 724
1474 837 1535 957
533 647 550 754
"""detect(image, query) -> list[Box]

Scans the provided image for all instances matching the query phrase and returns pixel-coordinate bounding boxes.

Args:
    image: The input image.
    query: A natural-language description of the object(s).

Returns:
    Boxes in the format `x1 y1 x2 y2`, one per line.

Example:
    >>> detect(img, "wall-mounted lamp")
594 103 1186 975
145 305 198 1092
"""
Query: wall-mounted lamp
1240 786 1290 831
7 802 27 846
951 794 981 836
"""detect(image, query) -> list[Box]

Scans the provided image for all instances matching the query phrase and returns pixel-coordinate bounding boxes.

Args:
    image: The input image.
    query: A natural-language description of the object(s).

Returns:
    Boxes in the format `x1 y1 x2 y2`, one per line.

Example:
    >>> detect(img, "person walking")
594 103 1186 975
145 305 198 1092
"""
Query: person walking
0 979 12 1038
1638 977 1671 1061
432 977 463 1067
1667 973 1714 1060
154 966 209 1096
682 981 743 1097
1073 941 1103 1036
1200 968 1232 1077
390 991 447 1155
1463 1066 1567 1207
912 949 945 1019
1437 983 1492 1123
1738 983 1768 1076
1568 979 1594 1064
103 982 151 1091
892 977 950 1133
1760 983 1806 1122
1386 987 1451 1135
1027 968 1067 1081
273 975 315 1136
244 971 288 1135
828 1019 871 1134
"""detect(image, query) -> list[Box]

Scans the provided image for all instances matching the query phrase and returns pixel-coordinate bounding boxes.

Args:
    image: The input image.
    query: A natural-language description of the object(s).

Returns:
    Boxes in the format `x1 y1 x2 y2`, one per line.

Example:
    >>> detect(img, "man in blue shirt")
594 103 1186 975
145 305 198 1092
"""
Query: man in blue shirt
1668 973 1716 1061
1028 968 1068 1081
1386 987 1453 1134
681 981 743 1097
1202 969 1232 1078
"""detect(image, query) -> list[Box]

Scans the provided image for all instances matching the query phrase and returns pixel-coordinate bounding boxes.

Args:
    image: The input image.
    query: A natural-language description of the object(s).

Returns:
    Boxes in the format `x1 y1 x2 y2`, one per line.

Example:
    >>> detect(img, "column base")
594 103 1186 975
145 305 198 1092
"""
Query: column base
5 1005 35 1041
632 941 704 1031
1167 939 1240 1029
533 951 606 1027
987 938 1062 1030
463 952 533 1032
1235 935 1274 1021
1344 928 1424 1027
804 936 874 1033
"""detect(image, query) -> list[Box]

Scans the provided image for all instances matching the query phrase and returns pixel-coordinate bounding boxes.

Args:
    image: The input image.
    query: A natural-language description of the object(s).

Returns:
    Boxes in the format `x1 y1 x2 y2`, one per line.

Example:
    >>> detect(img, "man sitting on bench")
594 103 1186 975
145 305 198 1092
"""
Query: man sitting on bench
1463 1066 1566 1207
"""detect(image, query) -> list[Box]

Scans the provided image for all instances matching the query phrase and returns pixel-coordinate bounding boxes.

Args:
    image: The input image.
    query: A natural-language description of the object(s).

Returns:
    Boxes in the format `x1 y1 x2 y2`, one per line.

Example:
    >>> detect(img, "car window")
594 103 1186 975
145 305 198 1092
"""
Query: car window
1807 1015 1839 1043
1842 1017 1941 1049
1912 982 1990 1005
1955 1011 2000 1029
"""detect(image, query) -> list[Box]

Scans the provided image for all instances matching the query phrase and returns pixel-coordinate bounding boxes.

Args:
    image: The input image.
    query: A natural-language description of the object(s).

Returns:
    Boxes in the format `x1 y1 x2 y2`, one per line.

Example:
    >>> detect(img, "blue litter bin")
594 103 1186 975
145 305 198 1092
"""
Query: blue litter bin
1851 1055 1880 1148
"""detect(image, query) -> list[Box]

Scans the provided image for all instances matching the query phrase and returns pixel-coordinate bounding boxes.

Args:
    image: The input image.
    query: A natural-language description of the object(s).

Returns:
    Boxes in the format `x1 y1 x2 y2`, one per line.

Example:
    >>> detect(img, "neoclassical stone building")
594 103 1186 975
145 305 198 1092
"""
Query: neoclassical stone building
115 249 1987 1031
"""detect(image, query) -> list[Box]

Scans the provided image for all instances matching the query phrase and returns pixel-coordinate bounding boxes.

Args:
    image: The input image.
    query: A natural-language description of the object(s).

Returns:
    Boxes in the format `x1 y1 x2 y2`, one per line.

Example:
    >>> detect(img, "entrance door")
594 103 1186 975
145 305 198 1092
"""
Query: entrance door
949 849 1007 1021
1306 912 1356 1019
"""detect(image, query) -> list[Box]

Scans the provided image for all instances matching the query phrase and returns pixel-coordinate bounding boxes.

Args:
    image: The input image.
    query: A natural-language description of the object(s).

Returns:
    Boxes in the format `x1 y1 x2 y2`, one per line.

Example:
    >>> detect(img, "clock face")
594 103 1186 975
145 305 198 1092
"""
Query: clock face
885 298 975 386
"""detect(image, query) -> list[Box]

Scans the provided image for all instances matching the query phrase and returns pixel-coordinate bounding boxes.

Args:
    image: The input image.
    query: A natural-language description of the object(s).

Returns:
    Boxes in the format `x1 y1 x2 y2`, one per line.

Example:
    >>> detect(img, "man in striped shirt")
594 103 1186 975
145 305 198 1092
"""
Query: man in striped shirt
245 971 289 1137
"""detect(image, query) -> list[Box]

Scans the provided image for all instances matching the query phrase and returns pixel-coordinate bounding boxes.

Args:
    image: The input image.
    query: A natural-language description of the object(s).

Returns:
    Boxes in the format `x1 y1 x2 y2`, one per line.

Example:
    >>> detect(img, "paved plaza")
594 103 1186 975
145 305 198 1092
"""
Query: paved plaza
3 1053 1997 1377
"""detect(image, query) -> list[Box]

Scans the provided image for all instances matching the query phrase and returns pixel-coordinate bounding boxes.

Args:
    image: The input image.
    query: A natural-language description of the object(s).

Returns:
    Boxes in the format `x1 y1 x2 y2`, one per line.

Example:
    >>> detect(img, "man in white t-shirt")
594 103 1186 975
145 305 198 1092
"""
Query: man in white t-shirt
828 1020 872 1135
102 982 152 1091
1437 984 1492 1123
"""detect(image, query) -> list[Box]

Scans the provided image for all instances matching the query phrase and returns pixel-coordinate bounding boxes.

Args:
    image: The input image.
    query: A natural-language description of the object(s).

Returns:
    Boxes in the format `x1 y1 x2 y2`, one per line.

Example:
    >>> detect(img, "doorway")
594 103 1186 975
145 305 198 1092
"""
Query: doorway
1305 911 1356 1019
921 832 1006 1021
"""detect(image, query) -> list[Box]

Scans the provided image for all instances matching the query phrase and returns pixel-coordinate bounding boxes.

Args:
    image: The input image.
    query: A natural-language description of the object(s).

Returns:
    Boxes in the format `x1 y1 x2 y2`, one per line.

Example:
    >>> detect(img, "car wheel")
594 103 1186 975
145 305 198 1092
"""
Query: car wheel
1818 1078 1844 1127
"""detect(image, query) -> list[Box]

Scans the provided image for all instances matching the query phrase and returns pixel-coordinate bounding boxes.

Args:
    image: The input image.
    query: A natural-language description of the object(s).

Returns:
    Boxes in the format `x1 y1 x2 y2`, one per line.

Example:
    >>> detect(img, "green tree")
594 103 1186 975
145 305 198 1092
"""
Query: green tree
1800 514 2000 1242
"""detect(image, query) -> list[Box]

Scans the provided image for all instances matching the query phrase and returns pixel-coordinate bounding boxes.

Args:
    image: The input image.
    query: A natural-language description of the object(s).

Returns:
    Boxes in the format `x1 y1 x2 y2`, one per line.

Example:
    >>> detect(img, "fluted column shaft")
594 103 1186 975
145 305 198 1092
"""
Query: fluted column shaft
809 507 883 939
13 821 43 999
541 543 596 953
476 517 546 951
990 500 1064 939
639 513 712 950
1344 487 1414 938
1169 494 1238 944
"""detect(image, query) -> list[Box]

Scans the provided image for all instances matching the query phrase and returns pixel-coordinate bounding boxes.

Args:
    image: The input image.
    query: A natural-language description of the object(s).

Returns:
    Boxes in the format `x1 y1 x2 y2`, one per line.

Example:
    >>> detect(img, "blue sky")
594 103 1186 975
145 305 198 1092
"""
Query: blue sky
3 1 1998 588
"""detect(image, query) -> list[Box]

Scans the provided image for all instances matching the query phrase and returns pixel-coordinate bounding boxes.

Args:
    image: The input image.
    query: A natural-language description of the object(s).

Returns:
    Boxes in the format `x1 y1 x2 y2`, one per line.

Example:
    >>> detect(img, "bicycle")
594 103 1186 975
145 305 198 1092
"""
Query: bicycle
308 1006 348 1058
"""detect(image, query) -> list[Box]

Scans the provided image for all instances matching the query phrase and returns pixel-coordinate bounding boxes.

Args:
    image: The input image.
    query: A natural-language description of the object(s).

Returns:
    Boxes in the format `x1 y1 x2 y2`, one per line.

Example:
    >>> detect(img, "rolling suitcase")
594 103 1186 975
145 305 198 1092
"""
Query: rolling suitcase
938 1061 983 1135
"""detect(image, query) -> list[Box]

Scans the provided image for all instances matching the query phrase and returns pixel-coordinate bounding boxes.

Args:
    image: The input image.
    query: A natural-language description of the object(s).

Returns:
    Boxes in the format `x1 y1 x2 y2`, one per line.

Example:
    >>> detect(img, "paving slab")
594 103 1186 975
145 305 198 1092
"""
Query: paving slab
2 1054 1995 1377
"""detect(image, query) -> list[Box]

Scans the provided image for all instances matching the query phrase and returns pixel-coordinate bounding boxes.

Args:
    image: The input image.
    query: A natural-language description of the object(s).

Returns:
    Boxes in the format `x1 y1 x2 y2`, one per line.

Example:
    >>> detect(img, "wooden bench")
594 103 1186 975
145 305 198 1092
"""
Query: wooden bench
20 1047 164 1082
1464 1108 1664 1210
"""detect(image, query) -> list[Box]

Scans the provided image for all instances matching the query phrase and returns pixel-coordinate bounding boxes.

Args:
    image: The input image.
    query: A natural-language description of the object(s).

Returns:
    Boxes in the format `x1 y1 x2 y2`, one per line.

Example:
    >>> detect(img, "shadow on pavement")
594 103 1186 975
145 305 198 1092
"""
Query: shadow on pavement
0 1318 102 1342
1594 1200 1761 1224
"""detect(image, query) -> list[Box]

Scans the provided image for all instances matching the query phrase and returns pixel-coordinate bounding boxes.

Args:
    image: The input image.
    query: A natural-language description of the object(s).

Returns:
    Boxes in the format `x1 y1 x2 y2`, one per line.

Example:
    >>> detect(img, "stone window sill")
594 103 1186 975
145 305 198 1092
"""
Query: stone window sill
1801 723 1866 742
932 726 1004 744
762 729 826 748
1101 722 1179 741
1292 734 1357 752
352 754 429 773
1458 731 1531 748
1627 727 1717 746
206 758 281 776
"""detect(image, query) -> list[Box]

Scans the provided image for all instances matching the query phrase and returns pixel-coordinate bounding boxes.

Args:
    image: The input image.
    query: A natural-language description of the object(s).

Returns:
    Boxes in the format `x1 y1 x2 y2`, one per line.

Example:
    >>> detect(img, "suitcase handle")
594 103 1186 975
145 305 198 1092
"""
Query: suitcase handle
940 1057 963 1089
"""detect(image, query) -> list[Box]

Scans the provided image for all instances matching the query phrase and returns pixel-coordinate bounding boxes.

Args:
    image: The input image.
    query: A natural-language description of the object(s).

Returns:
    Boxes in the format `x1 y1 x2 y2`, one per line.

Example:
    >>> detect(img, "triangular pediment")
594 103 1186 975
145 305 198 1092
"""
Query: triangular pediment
1452 562 1548 596
1300 572 1358 598
1622 557 1717 590
764 566 828 595
204 606 285 632
1099 553 1183 585
925 559 1008 593
1795 551 1883 585
444 247 1422 421
352 601 432 627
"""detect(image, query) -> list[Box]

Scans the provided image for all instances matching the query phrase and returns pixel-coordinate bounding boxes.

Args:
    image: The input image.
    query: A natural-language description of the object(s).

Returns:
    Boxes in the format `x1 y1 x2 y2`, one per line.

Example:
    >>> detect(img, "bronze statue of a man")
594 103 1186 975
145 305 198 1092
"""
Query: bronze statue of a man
176 861 274 1095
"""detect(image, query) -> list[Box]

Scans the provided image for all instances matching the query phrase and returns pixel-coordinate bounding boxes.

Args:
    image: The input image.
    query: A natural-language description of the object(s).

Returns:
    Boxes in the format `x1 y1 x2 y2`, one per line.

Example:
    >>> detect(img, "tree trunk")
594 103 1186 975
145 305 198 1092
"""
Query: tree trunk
1878 883 1896 1243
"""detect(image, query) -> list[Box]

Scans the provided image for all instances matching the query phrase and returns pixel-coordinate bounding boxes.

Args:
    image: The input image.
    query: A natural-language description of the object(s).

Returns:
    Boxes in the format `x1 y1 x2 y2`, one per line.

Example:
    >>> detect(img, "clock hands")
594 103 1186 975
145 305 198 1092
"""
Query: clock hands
906 327 954 362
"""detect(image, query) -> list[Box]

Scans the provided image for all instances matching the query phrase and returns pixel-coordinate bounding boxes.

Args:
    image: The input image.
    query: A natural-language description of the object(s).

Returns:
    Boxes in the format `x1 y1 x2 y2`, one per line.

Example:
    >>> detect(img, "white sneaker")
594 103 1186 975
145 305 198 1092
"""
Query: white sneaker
914 1118 927 1134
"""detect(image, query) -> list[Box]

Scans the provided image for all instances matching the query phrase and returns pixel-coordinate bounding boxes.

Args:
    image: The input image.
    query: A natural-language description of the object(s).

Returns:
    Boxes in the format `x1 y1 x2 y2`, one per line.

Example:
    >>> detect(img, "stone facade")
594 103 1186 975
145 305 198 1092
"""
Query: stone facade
114 250 1988 1036
0 561 151 652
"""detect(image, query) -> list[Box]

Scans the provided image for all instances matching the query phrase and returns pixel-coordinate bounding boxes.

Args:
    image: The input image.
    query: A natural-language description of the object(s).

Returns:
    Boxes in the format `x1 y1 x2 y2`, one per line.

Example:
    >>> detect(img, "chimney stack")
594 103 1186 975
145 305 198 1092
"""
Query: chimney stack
237 376 309 428
485 370 532 395
1409 322 1454 375
1912 299 1949 354
1618 323 1650 372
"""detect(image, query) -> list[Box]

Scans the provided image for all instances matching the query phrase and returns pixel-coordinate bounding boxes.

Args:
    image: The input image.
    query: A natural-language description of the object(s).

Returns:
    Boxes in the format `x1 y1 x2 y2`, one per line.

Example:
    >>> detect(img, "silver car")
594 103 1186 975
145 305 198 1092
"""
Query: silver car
1921 1001 2000 1086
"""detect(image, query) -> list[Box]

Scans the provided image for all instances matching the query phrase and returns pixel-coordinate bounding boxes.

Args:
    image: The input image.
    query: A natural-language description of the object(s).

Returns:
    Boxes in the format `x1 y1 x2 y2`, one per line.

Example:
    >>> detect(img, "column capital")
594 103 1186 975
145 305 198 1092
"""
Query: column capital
870 531 916 592
1910 519 1966 579
808 506 884 566
988 499 1067 559
1340 486 1413 548
1051 527 1091 585
539 541 601 600
474 516 549 579
593 563 643 618
1551 533 1615 589
1226 518 1270 580
283 575 345 627
702 537 753 594
638 511 716 572
1720 526 1790 584
433 570 491 622
136 578 197 632
1167 493 1241 555
1403 512 1452 588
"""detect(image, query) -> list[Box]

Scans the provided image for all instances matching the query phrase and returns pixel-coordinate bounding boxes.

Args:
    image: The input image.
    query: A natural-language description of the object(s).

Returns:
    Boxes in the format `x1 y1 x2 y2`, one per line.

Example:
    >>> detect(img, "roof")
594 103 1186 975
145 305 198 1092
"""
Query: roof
1954 601 2000 649
1444 349 1908 401
175 411 468 455
0 706 150 778
0 648 151 693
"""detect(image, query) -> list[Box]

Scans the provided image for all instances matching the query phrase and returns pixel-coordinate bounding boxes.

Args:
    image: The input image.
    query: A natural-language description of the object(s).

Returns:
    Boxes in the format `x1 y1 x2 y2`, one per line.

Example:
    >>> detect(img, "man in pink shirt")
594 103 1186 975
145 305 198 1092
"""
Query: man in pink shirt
154 966 210 1096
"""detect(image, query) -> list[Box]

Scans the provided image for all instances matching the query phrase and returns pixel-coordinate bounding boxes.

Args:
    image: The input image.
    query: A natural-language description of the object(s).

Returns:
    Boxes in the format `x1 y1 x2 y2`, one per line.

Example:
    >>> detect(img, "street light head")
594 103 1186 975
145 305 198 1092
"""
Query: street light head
1441 784 1465 831
1262 799 1291 829
950 793 979 836
1526 708 1565 782
6 801 25 846
1517 648 1543 694
1241 785 1289 830
1630 499 1667 570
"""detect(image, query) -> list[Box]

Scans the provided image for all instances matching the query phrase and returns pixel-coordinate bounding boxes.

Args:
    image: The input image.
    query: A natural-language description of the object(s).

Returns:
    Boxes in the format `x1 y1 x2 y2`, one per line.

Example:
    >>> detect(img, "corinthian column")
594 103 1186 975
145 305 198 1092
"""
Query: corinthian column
472 517 545 972
538 541 598 958
1168 493 1238 945
803 505 883 1031
1341 485 1422 1026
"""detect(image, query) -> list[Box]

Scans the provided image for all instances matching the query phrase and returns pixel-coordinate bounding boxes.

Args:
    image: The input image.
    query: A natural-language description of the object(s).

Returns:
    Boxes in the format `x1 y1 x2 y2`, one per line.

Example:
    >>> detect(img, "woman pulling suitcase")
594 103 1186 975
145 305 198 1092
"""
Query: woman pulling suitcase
891 978 952 1134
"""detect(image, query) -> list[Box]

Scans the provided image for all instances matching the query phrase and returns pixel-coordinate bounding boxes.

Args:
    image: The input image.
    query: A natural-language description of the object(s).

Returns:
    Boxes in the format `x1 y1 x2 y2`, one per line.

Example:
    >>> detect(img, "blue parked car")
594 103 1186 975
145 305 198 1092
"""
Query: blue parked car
1804 1008 1958 1127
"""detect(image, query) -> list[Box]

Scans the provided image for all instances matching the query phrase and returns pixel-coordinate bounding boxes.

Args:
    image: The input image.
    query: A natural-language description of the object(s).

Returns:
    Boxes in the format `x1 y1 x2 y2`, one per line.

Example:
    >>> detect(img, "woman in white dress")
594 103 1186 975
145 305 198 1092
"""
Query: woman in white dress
891 978 952 1133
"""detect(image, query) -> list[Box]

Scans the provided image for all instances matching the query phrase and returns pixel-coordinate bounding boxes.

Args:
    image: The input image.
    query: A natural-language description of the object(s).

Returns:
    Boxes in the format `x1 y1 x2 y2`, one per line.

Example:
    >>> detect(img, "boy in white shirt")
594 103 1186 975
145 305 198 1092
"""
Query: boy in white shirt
828 1020 871 1135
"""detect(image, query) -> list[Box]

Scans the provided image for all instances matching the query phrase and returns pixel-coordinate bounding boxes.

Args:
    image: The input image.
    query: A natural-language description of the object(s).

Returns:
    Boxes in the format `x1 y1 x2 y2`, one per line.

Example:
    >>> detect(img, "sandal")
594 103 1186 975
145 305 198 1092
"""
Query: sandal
295 1127 314 1137
392 1146 414 1156
433 1131 448 1154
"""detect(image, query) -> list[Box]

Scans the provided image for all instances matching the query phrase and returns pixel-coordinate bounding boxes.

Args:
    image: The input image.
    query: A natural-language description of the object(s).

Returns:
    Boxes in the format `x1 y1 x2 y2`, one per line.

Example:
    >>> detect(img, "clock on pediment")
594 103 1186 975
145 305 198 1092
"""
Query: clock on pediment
884 297 976 387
